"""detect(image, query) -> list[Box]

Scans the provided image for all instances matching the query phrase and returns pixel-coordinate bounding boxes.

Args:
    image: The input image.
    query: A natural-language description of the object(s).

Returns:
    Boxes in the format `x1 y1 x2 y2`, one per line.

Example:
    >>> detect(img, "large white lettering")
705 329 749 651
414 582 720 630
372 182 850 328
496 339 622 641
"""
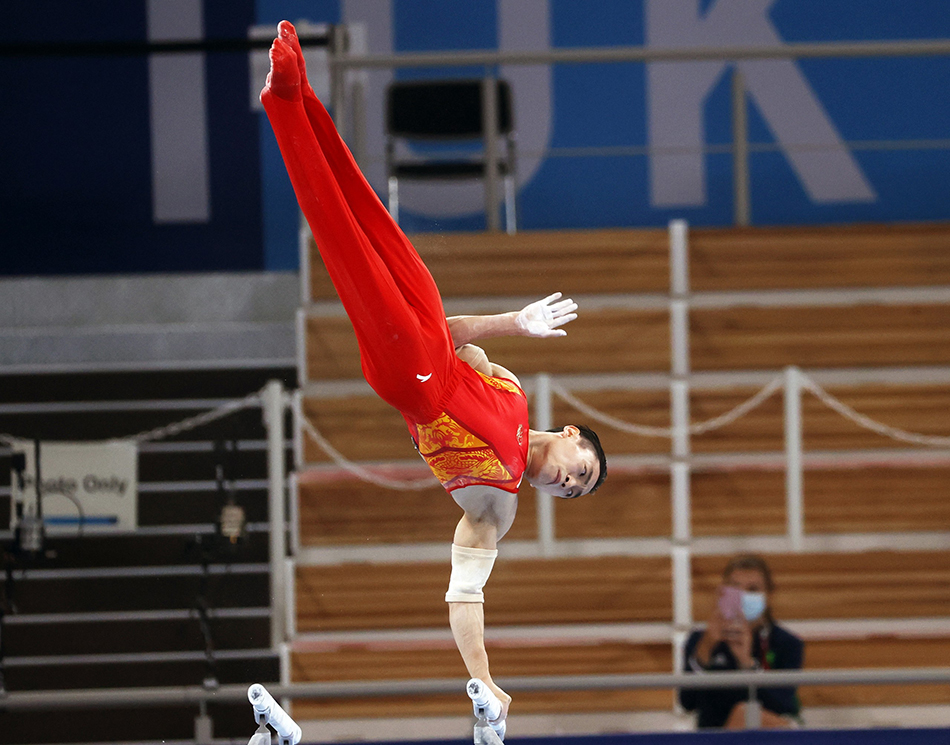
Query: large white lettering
646 0 875 207
147 0 211 223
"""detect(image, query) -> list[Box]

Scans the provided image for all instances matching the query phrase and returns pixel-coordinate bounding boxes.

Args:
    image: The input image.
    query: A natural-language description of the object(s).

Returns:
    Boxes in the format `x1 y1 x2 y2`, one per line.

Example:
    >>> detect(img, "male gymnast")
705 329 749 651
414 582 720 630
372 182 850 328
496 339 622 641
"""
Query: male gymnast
261 21 607 728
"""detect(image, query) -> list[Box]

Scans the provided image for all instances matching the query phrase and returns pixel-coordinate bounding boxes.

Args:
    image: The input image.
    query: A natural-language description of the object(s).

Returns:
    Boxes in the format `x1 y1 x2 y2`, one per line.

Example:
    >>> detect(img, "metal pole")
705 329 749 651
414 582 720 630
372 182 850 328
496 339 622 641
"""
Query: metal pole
481 72 501 232
263 380 287 650
329 25 347 132
731 68 750 227
331 39 950 71
784 366 804 551
534 373 555 556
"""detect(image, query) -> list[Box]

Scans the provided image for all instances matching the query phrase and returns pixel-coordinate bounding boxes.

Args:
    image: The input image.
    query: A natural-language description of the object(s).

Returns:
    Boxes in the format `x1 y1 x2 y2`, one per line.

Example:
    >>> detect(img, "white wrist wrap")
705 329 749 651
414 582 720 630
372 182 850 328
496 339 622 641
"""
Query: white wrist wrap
445 544 498 603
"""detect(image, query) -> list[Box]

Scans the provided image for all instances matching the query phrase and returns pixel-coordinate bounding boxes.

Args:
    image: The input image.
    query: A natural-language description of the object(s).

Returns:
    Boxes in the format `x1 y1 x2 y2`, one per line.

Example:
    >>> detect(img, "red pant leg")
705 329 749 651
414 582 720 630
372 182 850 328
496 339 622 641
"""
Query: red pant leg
262 88 456 421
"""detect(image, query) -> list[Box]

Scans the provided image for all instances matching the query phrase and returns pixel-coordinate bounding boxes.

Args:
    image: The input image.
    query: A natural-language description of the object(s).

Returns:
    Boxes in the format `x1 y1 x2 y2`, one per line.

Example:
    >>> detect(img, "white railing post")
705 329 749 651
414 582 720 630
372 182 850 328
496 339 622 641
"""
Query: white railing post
263 380 287 650
784 366 804 551
668 219 693 686
534 373 555 556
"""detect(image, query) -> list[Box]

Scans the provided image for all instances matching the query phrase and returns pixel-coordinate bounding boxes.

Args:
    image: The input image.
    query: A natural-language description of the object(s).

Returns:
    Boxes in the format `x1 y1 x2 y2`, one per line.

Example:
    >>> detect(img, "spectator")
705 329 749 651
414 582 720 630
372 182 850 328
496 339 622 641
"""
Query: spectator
679 554 804 729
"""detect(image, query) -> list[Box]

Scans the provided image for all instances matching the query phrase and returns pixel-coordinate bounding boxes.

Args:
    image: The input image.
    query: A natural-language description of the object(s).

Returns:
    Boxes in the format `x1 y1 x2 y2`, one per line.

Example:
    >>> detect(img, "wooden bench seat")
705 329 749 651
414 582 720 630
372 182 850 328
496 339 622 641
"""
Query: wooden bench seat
290 640 673 720
306 303 950 380
299 464 950 546
296 556 672 633
801 636 950 707
309 229 672 301
308 223 950 301
692 551 950 621
689 222 950 291
297 551 950 637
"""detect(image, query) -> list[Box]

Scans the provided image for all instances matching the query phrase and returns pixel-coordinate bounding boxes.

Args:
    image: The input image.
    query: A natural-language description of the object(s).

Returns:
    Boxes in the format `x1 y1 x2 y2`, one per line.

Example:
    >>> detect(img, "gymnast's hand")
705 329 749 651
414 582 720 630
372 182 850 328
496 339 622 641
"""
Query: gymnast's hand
514 293 578 338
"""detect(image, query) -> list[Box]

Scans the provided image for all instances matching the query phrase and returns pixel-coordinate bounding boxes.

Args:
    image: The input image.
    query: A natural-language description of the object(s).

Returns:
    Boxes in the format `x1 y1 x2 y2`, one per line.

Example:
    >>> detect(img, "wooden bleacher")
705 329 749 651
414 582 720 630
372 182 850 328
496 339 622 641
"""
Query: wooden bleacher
291 550 950 717
296 222 950 724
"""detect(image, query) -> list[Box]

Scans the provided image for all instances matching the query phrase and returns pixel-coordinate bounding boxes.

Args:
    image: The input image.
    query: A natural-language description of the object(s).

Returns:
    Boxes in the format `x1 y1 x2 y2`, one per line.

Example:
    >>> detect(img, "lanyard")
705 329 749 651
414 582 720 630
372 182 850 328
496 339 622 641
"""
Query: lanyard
758 628 771 670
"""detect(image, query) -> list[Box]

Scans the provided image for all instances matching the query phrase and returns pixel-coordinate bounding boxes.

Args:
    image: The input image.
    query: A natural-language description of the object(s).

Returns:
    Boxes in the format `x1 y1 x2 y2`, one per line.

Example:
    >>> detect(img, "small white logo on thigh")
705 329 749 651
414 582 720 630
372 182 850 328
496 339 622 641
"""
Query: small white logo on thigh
416 373 432 382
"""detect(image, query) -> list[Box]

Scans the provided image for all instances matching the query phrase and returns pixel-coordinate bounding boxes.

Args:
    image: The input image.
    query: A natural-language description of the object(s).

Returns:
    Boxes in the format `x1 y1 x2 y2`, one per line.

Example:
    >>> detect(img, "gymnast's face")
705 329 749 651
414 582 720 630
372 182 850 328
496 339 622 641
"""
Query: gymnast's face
528 425 599 499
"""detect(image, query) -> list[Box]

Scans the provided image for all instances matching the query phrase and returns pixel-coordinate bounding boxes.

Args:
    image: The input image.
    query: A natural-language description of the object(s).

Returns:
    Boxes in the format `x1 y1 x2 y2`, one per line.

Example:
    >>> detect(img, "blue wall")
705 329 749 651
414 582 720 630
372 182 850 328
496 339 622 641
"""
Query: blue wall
2 1 948 275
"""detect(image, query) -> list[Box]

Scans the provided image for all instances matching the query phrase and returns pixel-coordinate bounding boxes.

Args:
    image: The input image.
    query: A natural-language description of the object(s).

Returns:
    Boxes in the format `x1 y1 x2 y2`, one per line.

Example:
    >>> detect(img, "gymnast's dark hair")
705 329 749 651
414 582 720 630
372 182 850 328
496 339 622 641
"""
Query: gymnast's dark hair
548 424 607 495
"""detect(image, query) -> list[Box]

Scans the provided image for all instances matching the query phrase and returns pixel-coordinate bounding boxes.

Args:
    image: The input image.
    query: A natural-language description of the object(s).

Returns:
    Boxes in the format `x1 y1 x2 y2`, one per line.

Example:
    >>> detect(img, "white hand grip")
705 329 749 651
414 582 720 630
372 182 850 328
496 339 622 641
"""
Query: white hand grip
466 678 506 740
248 684 302 745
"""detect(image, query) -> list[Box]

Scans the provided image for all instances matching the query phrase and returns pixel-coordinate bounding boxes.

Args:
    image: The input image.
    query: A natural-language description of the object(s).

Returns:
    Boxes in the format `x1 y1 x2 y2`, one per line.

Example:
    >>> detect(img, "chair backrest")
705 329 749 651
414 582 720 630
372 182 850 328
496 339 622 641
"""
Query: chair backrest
386 79 513 138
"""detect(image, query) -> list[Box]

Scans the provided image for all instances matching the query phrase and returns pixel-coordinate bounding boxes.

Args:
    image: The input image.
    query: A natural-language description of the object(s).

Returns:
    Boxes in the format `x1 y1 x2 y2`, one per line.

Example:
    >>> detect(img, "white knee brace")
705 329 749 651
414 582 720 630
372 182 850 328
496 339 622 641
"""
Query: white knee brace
445 544 498 603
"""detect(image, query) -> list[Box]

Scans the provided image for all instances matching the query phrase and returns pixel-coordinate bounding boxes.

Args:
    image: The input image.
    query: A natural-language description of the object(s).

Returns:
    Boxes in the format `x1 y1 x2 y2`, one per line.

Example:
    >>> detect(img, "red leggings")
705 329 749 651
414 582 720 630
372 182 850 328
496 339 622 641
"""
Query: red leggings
262 77 457 423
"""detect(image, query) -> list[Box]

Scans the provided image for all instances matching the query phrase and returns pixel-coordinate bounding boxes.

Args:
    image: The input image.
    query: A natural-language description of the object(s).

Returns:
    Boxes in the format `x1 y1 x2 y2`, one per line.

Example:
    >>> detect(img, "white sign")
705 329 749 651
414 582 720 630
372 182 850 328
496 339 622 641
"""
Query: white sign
9 439 138 533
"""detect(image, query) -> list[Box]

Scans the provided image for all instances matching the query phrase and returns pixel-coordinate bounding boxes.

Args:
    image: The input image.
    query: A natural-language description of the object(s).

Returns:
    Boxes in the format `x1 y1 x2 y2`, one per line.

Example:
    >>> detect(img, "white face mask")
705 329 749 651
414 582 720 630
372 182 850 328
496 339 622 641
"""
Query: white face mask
741 591 767 622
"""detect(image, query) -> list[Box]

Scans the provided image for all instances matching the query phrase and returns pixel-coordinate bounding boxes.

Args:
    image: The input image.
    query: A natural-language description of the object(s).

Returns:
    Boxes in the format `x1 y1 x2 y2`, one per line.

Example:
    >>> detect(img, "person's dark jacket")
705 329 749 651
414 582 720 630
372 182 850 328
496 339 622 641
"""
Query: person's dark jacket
678 622 804 728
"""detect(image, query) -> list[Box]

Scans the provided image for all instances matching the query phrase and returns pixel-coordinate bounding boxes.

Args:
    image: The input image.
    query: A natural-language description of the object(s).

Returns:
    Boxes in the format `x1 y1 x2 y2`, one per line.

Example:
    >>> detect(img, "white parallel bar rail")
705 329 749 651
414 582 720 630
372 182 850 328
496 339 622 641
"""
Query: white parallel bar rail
4 667 950 710
248 683 302 745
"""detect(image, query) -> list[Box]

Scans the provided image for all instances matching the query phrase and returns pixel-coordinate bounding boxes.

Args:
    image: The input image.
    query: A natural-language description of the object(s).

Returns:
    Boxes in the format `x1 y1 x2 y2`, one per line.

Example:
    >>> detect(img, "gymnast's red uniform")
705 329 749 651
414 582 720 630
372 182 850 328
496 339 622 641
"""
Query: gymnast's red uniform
261 33 528 494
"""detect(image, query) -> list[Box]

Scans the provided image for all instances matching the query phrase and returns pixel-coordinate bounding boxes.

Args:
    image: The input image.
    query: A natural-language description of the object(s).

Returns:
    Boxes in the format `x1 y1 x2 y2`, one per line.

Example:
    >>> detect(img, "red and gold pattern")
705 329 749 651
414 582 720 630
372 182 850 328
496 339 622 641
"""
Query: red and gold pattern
412 371 527 493
415 411 518 492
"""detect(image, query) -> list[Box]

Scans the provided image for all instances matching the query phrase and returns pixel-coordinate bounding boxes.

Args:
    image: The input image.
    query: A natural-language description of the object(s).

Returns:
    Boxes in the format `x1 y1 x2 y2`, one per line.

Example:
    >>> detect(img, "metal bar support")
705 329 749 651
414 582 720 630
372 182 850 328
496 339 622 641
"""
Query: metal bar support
481 71 501 232
731 69 750 226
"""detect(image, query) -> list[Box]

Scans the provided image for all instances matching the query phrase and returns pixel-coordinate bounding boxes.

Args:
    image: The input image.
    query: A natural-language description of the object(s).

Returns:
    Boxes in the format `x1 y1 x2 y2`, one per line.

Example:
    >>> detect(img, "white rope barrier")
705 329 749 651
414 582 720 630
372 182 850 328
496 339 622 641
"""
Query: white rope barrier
299 414 436 490
0 391 264 447
549 375 785 437
800 374 950 449
297 369 950 491
132 391 263 443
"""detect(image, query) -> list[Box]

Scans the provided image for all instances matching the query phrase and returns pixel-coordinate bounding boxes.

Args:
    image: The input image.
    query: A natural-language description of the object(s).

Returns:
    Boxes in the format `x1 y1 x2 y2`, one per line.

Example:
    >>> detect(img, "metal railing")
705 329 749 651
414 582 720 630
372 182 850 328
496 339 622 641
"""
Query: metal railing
0 381 292 678
327 36 950 230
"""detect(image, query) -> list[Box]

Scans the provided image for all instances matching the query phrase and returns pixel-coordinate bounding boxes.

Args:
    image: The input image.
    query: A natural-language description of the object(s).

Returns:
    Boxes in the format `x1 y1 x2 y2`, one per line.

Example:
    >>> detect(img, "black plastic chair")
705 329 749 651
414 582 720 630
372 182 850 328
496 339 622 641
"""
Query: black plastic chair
385 79 517 233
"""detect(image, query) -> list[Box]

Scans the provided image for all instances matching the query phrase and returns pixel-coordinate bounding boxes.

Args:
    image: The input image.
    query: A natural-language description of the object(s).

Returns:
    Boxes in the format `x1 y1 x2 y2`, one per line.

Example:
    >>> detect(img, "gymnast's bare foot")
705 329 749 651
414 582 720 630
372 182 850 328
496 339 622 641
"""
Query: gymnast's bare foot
263 37 299 101
277 20 314 97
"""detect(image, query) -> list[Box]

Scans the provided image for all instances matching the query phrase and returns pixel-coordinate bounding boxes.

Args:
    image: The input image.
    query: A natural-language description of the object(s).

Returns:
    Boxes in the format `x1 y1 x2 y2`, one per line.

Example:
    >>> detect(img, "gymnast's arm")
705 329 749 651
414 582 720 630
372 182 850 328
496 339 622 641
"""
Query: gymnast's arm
447 292 578 347
446 486 517 724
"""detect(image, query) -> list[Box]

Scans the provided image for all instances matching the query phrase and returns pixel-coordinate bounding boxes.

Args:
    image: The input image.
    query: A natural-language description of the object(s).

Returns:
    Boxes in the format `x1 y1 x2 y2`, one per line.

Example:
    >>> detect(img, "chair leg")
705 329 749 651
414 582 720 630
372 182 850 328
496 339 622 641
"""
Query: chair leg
387 176 400 225
504 175 517 235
